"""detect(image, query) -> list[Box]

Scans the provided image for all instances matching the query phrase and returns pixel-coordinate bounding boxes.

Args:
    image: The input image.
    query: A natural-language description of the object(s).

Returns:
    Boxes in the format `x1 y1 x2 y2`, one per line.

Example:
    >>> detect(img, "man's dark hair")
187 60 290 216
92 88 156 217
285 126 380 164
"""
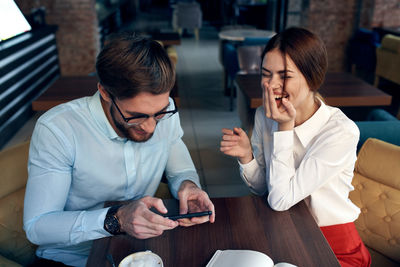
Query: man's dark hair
96 32 175 99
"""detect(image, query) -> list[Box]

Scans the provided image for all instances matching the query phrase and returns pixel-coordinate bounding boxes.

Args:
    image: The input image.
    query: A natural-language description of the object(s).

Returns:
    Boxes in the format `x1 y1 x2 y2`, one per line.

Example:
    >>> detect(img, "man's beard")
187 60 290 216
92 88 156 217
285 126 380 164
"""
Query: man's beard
110 106 154 142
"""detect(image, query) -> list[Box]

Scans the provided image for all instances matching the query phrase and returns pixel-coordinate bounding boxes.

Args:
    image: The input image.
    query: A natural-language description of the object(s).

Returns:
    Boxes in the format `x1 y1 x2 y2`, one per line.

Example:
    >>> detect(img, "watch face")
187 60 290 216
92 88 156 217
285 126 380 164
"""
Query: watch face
105 215 120 235
104 205 123 235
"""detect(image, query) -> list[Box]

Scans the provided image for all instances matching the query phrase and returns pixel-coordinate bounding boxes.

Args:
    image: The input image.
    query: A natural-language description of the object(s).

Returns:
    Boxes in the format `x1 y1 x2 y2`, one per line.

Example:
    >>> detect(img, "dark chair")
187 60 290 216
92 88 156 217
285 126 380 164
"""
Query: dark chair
348 28 380 81
222 42 240 110
172 1 202 40
222 38 270 111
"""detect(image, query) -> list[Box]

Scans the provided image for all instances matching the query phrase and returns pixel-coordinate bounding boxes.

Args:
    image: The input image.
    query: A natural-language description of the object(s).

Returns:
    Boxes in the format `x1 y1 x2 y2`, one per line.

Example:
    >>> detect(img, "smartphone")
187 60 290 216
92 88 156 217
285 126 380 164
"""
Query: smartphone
164 210 212 220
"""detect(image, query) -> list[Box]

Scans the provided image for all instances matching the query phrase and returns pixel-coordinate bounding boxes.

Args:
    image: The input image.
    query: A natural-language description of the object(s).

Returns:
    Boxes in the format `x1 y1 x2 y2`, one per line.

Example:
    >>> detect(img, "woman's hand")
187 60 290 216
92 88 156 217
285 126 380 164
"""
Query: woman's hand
263 82 296 131
220 127 253 164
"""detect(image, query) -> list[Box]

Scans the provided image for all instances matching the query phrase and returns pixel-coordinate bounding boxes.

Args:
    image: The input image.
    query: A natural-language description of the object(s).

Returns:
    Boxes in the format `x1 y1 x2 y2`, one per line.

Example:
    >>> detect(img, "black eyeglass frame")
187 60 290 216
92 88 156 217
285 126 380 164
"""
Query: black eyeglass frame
111 95 178 126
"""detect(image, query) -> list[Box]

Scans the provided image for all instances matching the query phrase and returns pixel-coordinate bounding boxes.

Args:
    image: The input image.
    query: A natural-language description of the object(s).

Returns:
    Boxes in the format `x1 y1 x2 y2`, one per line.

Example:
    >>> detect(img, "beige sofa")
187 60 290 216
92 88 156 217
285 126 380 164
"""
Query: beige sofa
375 34 400 88
349 138 400 266
374 34 400 119
0 141 36 266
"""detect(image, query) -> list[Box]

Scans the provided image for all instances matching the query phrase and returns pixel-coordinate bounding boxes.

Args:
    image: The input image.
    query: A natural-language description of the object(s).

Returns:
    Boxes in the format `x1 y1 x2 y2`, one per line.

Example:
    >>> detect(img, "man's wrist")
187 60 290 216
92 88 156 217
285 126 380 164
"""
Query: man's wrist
104 204 124 235
179 180 198 191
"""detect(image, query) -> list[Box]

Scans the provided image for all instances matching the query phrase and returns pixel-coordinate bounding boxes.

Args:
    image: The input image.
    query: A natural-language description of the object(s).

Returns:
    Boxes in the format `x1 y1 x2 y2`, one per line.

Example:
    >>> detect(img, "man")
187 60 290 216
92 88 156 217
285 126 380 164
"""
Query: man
23 32 215 266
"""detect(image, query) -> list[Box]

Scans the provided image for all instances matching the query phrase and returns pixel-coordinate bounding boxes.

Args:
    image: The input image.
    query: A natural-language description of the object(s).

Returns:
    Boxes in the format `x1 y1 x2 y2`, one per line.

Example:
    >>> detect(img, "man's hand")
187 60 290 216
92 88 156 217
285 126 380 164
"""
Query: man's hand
117 196 178 239
220 127 253 164
177 181 215 227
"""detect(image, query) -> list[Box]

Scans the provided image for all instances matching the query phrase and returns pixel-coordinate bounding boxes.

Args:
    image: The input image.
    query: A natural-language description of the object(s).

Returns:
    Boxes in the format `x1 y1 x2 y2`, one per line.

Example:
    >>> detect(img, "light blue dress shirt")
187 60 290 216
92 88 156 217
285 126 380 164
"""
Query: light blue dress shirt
23 92 200 266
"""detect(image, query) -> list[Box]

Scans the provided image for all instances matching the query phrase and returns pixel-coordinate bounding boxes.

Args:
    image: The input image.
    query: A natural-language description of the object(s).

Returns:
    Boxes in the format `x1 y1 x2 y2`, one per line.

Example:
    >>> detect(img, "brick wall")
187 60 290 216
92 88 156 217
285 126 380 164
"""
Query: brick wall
371 0 400 27
306 0 358 72
288 0 400 72
16 0 100 76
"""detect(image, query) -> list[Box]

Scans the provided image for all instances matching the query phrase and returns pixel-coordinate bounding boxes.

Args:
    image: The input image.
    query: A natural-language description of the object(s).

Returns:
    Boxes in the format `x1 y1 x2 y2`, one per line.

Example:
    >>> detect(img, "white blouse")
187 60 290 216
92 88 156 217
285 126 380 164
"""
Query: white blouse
239 100 360 227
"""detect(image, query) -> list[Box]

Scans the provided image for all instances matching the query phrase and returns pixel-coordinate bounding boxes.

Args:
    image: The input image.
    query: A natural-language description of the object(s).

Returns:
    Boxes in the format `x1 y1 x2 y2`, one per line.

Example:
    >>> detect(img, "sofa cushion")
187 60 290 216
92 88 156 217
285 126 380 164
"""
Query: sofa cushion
349 138 400 262
0 141 29 199
356 138 400 189
381 34 400 53
0 188 36 266
376 34 400 86
0 141 36 265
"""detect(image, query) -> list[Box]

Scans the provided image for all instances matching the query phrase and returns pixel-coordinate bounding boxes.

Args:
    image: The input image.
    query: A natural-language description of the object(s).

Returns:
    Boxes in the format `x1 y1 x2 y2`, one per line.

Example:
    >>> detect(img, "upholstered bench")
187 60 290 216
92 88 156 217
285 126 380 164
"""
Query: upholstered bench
349 138 400 266
375 34 400 89
0 141 36 266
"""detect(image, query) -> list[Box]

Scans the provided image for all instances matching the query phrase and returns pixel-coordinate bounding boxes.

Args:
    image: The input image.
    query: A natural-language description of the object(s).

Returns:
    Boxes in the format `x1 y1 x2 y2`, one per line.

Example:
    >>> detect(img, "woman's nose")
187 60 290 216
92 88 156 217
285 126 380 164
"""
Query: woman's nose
269 75 282 89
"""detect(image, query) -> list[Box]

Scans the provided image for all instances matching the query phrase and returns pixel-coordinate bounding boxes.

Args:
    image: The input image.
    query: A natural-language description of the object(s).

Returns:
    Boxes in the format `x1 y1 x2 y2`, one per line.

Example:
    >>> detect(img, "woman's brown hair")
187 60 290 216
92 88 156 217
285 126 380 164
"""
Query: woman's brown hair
96 32 175 99
261 27 328 93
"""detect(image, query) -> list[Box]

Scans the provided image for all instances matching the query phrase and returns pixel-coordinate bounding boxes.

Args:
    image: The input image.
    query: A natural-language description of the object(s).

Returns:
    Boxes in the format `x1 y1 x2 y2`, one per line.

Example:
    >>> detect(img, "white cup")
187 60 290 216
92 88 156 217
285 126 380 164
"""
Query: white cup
118 251 163 267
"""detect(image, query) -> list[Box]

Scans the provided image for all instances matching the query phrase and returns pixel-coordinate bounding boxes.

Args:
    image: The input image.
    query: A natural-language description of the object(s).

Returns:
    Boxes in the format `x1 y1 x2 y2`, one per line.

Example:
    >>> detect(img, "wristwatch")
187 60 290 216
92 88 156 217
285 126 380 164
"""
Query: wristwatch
103 204 123 235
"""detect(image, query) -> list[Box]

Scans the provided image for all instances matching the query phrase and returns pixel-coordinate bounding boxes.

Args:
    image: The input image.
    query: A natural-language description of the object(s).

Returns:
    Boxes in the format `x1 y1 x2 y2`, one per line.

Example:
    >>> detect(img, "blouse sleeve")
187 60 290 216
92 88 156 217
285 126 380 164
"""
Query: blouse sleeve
238 108 268 195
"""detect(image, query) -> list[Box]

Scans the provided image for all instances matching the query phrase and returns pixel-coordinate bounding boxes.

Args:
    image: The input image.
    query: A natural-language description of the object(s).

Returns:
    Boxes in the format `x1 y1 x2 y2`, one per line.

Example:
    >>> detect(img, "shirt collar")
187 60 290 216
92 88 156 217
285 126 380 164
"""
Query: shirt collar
88 91 121 140
294 99 331 148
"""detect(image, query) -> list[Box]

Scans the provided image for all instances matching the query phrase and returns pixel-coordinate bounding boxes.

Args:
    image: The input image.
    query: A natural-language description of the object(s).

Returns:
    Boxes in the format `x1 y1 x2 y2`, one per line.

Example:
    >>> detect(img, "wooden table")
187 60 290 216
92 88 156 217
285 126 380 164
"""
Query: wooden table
235 72 392 108
32 76 98 111
87 196 339 267
218 29 275 42
32 76 180 111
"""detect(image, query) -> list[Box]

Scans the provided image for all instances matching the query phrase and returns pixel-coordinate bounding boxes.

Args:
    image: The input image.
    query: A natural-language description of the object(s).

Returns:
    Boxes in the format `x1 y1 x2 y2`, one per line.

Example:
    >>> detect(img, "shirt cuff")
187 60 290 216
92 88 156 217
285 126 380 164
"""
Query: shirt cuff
238 157 258 183
70 208 111 244
238 157 267 195
238 157 258 173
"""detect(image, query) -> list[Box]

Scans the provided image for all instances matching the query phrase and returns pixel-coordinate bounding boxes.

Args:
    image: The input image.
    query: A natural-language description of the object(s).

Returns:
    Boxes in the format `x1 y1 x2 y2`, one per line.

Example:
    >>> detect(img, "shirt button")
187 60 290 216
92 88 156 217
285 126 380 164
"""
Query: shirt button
357 184 363 190
380 193 387 200
384 216 391 222
364 229 371 235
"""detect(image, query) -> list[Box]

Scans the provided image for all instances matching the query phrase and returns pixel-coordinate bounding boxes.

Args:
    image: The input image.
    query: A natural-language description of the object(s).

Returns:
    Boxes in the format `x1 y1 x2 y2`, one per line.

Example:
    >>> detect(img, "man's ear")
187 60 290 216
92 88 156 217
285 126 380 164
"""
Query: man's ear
98 83 111 102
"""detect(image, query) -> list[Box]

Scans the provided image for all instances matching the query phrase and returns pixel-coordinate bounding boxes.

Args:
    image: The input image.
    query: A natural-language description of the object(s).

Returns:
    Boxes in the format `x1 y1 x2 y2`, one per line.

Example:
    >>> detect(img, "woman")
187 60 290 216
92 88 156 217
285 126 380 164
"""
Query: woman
220 27 370 267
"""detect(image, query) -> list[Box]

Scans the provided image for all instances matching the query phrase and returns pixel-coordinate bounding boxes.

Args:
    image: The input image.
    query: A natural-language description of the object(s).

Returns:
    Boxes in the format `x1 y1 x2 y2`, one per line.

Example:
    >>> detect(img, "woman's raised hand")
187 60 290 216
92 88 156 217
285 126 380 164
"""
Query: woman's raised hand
263 82 296 131
220 127 253 164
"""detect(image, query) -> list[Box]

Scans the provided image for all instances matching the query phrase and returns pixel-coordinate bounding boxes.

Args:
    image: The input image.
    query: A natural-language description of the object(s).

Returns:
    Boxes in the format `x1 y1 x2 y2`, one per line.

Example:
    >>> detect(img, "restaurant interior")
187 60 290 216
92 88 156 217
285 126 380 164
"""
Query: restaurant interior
0 0 399 266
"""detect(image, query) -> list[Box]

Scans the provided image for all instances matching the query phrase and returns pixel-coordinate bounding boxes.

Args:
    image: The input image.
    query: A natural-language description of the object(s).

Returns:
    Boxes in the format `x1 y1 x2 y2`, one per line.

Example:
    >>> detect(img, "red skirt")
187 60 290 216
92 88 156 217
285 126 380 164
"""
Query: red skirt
320 222 371 267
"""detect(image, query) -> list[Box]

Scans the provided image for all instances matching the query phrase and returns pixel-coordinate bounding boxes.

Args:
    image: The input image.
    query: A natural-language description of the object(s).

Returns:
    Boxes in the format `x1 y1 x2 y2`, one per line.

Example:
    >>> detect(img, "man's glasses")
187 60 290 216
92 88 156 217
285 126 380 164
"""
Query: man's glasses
111 96 178 126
